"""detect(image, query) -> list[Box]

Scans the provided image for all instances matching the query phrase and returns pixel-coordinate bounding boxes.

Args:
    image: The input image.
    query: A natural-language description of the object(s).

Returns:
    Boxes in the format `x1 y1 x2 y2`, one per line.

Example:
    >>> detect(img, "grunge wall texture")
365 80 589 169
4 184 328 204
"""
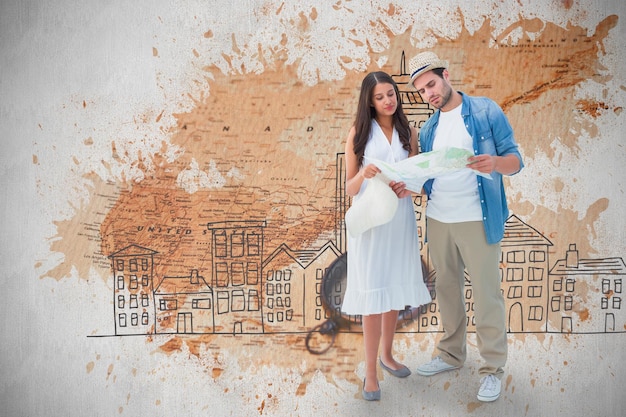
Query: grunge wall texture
1 1 625 416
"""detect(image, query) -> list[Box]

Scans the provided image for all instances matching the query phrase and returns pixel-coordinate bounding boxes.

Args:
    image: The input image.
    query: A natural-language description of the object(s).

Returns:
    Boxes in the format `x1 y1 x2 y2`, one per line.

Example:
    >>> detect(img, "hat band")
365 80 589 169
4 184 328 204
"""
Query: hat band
410 64 430 79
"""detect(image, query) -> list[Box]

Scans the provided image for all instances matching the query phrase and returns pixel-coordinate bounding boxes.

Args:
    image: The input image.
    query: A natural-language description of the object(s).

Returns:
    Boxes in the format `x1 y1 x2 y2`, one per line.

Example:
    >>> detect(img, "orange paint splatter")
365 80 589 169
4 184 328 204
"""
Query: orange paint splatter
578 308 590 322
296 382 307 396
160 336 183 354
576 99 610 118
467 402 482 412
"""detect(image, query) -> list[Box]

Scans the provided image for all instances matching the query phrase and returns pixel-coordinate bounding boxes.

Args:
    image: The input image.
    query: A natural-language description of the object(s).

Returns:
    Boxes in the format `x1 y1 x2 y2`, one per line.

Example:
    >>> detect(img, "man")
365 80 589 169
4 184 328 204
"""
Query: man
409 51 524 402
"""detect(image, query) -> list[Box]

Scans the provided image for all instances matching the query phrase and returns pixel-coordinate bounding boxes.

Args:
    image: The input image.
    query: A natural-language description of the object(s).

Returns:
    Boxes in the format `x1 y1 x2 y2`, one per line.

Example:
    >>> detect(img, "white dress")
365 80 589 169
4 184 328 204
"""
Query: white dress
342 120 432 315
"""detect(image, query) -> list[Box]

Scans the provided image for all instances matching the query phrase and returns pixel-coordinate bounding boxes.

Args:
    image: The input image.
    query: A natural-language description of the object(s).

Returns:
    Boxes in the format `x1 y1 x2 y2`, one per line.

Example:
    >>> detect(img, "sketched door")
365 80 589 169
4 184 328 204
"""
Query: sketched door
177 312 193 333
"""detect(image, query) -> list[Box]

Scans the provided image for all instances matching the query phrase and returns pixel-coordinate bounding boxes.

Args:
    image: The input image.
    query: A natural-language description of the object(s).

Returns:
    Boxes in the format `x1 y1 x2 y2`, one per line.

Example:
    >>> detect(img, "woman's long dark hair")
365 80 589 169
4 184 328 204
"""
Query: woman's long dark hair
352 71 412 167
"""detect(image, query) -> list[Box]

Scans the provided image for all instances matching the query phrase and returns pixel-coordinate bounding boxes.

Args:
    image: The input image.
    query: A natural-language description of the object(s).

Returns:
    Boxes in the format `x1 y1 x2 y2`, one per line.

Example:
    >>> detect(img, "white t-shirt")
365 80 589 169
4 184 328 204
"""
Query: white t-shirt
427 104 483 223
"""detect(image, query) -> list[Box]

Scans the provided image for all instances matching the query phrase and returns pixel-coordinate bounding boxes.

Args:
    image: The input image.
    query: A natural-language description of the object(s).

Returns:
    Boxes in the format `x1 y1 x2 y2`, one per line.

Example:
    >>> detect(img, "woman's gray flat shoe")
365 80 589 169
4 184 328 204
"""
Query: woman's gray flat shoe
362 378 381 401
379 358 411 378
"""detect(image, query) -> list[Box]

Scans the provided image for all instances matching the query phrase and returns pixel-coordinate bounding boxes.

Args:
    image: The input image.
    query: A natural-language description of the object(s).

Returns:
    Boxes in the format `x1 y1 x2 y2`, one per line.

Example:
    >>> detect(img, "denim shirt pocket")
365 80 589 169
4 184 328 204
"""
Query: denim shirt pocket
476 128 497 155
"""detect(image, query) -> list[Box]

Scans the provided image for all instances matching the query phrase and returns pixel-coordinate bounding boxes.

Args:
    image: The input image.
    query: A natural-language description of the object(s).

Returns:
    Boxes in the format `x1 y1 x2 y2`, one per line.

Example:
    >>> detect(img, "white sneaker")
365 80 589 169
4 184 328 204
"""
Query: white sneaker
415 356 459 376
477 374 501 402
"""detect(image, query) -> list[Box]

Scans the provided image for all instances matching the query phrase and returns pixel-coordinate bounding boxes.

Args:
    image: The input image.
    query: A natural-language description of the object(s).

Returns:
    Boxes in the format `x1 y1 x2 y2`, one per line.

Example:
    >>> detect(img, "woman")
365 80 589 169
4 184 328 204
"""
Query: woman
342 71 431 401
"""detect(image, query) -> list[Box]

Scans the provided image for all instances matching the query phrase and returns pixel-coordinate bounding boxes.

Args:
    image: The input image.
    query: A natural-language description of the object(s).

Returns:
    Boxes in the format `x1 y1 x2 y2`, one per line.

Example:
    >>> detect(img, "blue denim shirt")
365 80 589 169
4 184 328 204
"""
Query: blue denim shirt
419 92 524 244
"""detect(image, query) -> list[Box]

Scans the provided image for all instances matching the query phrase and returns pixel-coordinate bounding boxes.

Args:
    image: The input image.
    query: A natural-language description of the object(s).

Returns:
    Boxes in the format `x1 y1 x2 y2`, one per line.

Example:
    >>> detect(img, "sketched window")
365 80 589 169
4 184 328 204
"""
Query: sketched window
506 250 525 263
117 295 125 308
613 297 622 309
506 268 523 282
232 290 245 312
528 306 543 321
141 312 149 325
528 267 544 281
602 279 611 294
283 269 292 281
159 299 177 311
529 250 546 263
528 286 542 298
601 297 609 309
247 262 258 285
507 286 522 298
142 275 149 287
141 294 149 307
117 275 124 290
565 279 575 292
231 262 245 286
118 313 127 327
215 262 229 287
141 258 149 271
564 296 573 311
130 294 138 308
215 230 227 257
616 279 623 293
193 298 212 309
129 259 138 272
550 296 561 312
131 313 138 326
217 291 229 314
247 232 260 256
231 231 245 257
248 290 260 311
129 275 139 289
116 259 124 271
553 279 563 292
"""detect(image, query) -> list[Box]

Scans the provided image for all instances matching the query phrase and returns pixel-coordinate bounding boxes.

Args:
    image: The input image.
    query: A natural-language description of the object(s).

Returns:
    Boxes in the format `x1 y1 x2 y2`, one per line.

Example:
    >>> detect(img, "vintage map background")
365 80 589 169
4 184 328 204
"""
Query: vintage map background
1 0 625 416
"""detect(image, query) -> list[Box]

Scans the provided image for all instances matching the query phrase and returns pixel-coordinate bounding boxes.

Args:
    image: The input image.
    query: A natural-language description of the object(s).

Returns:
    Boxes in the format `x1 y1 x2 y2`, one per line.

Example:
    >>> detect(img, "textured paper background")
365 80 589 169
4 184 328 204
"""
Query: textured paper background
2 1 625 416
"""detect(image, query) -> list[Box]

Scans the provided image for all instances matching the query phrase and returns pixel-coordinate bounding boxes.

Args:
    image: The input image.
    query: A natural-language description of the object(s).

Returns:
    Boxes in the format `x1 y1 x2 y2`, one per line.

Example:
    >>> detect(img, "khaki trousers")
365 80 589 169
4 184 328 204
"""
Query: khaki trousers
427 218 507 378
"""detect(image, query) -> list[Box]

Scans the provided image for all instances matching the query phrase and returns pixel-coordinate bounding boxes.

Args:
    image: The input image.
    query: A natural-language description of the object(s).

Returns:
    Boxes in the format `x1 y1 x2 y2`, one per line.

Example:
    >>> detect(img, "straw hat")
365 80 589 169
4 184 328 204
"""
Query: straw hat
408 51 449 87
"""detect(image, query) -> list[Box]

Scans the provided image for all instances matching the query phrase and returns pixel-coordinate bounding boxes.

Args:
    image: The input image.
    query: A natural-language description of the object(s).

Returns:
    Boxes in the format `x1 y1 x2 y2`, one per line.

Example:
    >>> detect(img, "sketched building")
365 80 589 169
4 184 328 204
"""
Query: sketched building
262 241 341 333
206 221 265 334
500 215 552 333
108 244 158 335
548 244 626 333
154 269 214 334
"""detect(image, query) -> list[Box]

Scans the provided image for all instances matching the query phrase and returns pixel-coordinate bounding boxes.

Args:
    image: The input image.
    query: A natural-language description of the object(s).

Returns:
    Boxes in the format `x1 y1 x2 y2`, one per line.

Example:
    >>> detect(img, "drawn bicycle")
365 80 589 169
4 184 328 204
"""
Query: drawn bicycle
305 252 428 354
